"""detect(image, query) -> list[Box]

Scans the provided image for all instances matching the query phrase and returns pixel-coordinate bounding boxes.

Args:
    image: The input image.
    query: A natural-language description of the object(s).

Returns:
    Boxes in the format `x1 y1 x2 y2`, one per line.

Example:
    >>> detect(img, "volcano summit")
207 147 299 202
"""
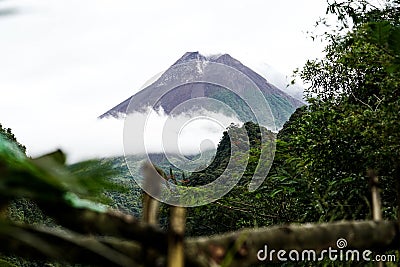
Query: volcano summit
100 52 304 129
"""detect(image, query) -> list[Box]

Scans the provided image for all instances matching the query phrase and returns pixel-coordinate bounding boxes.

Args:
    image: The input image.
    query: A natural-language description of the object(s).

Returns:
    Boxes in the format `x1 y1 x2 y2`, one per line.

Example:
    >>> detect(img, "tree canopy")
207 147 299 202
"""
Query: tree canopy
1 0 400 266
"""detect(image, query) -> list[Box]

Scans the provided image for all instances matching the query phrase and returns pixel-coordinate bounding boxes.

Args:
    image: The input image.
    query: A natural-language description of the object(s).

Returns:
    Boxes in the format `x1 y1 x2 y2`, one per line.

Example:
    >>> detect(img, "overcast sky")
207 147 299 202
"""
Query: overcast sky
0 0 330 163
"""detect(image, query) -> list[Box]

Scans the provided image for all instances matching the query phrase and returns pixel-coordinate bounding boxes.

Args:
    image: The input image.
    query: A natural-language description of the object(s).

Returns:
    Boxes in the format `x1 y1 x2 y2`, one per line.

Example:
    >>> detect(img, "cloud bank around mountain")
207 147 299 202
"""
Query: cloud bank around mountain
25 107 240 164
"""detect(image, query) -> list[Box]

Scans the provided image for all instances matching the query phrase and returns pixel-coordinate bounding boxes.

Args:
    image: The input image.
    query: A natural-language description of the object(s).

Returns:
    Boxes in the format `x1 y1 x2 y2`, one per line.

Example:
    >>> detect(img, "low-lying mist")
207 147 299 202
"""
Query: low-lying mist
26 107 242 164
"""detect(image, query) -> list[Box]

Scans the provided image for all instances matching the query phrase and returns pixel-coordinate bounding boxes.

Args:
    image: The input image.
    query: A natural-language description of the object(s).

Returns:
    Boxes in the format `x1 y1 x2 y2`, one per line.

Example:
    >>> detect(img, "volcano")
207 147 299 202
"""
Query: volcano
100 52 304 129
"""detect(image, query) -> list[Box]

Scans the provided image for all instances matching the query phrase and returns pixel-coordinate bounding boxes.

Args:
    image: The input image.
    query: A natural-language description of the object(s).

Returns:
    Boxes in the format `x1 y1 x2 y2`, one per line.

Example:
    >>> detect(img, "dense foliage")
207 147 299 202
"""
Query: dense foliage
295 0 400 220
0 128 127 266
185 122 276 235
184 0 400 239
0 124 26 154
0 0 399 266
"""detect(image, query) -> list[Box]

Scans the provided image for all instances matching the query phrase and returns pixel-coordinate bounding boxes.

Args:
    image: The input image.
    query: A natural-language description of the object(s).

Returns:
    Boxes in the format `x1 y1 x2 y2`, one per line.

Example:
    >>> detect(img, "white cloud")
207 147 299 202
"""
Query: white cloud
12 105 241 164
0 0 331 163
124 107 242 156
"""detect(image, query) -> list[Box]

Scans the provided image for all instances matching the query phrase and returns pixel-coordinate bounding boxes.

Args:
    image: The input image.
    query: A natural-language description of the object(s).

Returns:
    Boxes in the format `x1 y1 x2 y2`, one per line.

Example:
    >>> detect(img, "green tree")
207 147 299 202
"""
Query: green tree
287 0 400 221
0 124 26 154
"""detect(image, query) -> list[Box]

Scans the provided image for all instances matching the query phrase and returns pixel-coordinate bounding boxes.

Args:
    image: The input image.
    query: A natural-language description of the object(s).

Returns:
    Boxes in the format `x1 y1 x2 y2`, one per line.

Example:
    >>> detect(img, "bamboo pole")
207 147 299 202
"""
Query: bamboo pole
368 169 382 221
168 206 186 267
0 220 398 267
367 169 383 267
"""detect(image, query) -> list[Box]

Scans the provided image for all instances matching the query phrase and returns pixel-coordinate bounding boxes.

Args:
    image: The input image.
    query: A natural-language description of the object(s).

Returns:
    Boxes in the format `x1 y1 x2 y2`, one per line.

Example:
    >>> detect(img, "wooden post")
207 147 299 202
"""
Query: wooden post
368 169 382 221
367 169 383 267
141 162 163 265
168 206 186 267
141 162 163 225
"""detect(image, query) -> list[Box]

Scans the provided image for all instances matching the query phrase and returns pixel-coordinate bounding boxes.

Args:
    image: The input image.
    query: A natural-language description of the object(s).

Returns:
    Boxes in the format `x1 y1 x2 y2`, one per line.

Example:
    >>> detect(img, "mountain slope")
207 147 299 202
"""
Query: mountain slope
187 121 275 187
100 52 304 129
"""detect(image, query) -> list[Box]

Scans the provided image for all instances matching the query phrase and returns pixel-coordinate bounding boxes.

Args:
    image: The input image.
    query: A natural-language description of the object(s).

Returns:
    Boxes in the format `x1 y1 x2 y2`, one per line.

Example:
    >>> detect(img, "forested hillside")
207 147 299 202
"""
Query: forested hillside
0 0 399 266
0 124 25 154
